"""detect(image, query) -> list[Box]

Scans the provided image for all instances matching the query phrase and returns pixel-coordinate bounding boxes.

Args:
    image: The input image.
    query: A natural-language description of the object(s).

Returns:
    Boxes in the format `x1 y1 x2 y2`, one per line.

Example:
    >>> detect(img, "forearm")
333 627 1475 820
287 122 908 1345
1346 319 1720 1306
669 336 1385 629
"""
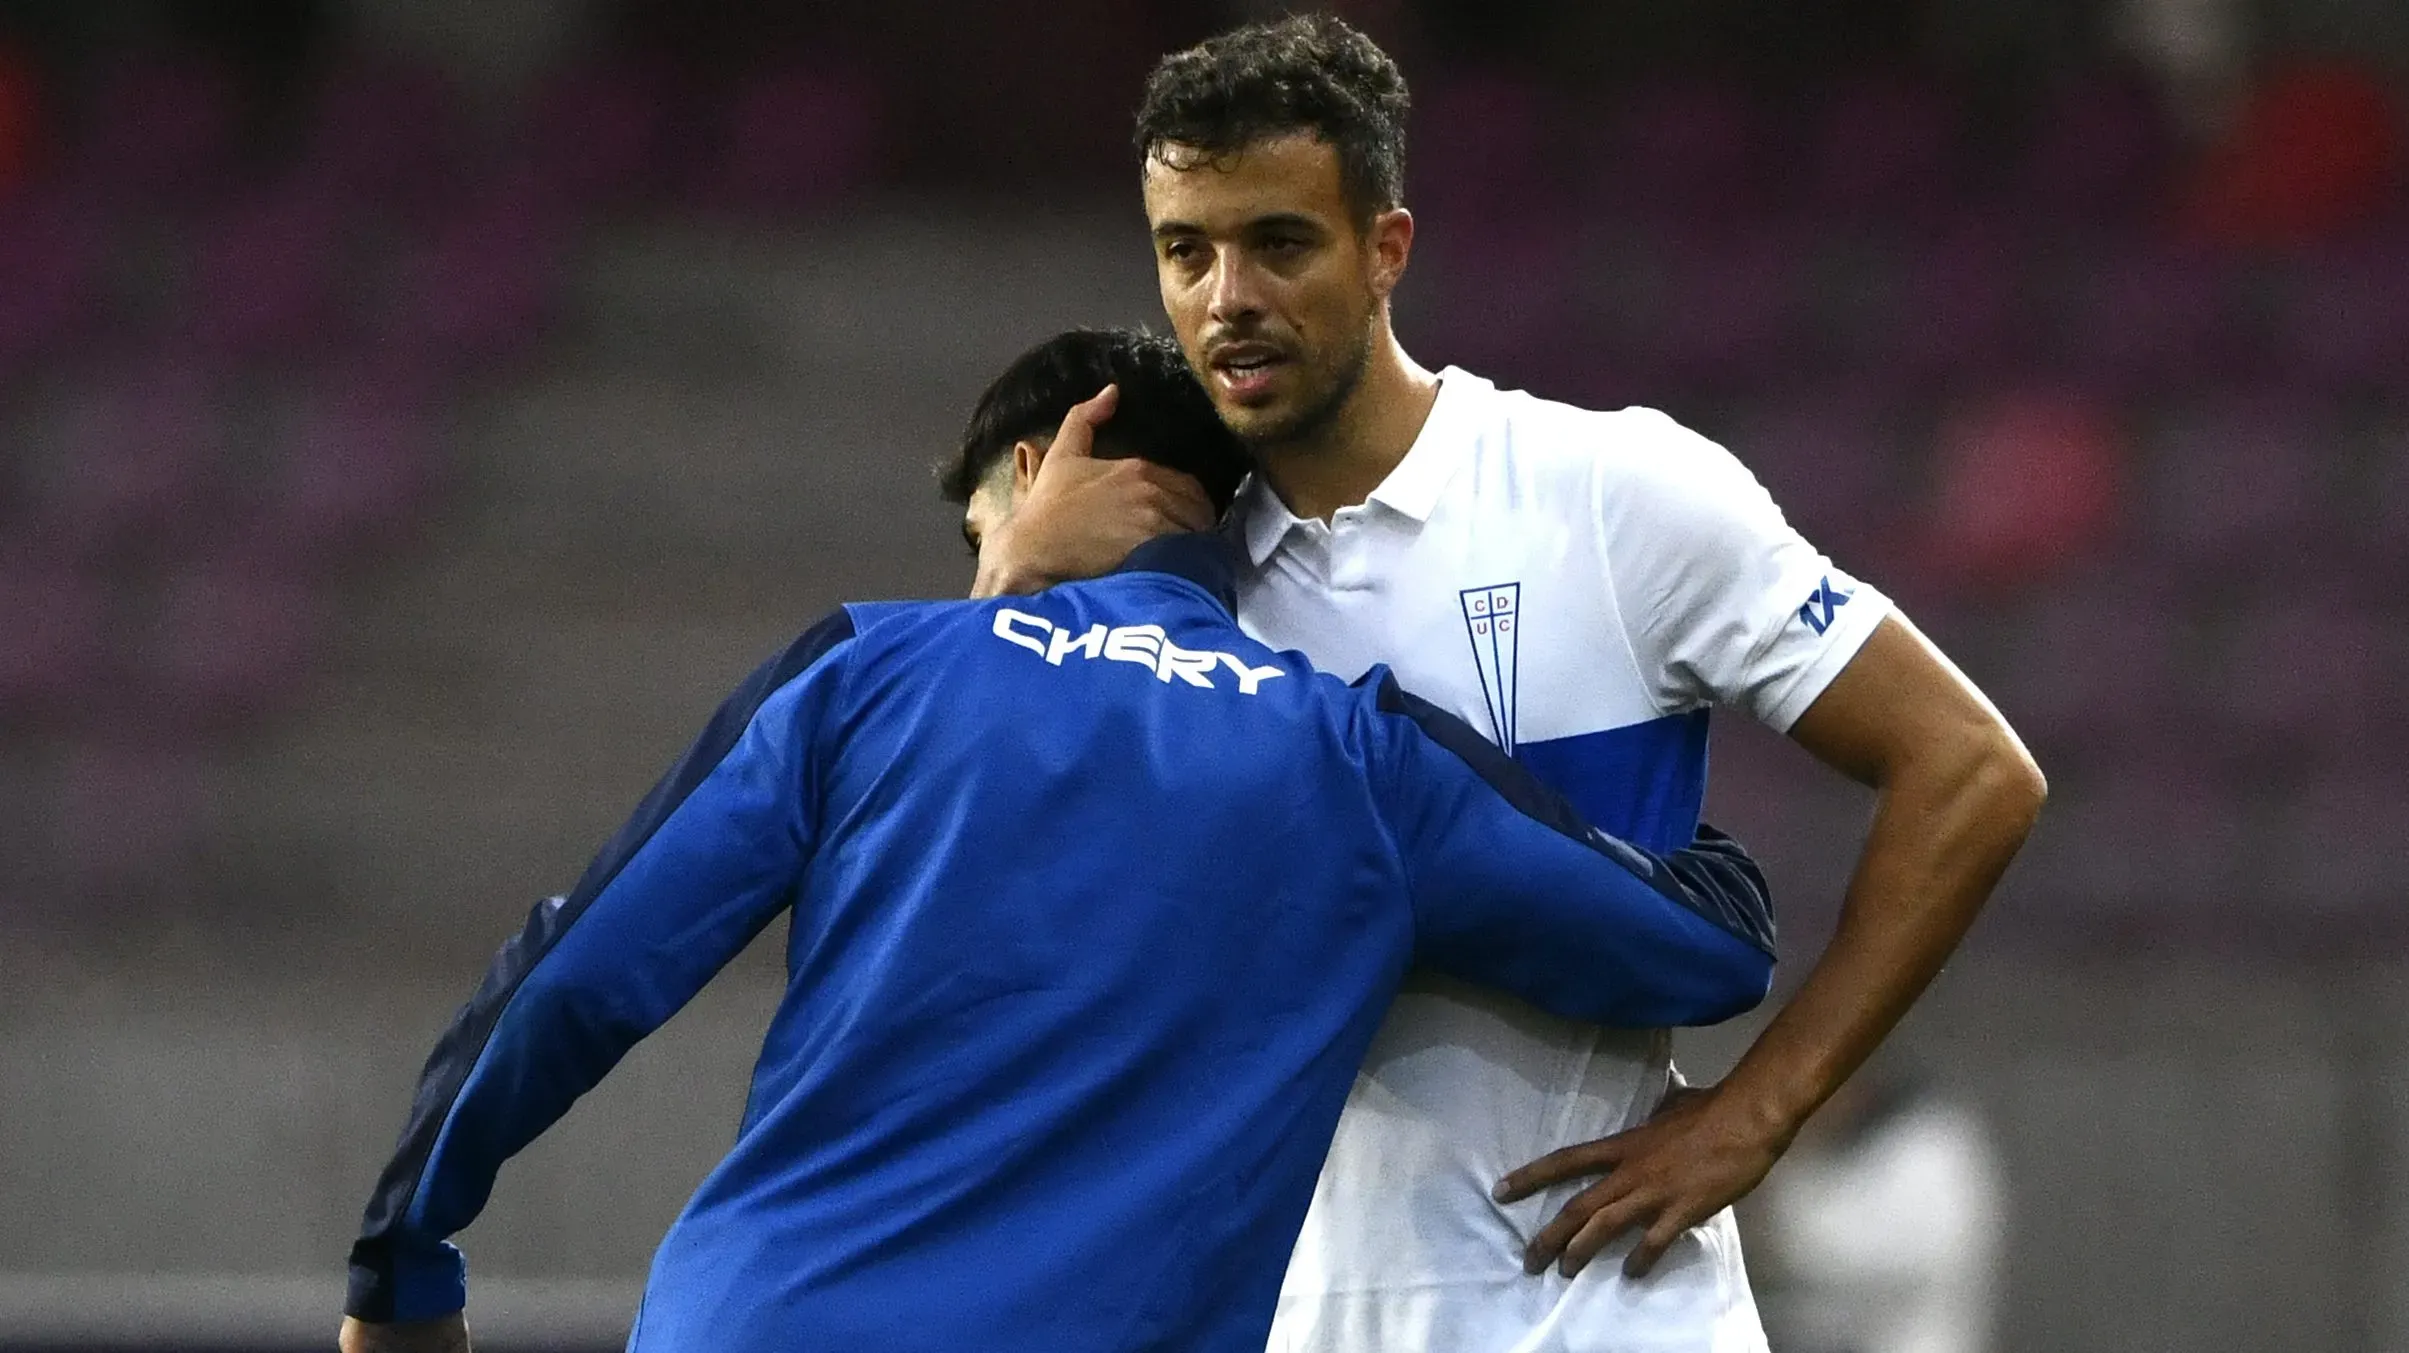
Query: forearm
1494 616 2040 1280
1578 825 1777 1026
349 901 612 1320
1716 734 2043 1140
1377 682 1776 1023
1465 834 1776 1029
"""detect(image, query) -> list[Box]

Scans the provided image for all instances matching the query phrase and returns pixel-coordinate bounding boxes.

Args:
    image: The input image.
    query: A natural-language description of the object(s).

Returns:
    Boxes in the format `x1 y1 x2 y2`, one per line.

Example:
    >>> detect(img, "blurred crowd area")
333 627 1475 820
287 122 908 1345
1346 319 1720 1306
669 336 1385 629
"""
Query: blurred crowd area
0 0 2404 955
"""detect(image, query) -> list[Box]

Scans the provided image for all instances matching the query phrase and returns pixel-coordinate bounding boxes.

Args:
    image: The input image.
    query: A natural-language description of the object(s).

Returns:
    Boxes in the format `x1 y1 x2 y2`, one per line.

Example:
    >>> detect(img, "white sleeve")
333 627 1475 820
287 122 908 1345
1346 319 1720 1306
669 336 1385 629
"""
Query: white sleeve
1598 409 1891 732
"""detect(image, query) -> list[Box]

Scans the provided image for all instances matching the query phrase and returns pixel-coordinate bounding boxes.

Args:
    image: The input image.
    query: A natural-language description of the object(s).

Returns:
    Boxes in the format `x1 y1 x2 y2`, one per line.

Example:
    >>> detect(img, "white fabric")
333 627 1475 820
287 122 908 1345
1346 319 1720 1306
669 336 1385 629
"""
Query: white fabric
1230 368 1890 1353
1755 1099 2006 1353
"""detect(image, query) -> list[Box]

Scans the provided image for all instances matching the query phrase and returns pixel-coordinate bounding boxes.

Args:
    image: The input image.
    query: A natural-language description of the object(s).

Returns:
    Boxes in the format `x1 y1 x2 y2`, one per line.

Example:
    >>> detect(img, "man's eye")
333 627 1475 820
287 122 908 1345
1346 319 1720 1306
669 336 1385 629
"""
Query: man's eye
1165 240 1204 264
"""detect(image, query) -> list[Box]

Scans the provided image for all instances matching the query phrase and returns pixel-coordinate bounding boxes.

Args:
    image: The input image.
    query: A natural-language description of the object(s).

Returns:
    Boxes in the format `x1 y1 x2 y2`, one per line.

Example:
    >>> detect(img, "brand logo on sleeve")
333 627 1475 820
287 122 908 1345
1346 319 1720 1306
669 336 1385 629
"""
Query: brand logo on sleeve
1459 582 1521 753
991 609 1285 694
1796 577 1853 636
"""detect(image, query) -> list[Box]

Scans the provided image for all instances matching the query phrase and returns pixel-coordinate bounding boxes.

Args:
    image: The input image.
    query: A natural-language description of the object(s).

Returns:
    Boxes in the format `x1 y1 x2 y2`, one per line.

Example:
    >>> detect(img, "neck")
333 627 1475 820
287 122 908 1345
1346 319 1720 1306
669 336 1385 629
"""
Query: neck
1254 325 1439 523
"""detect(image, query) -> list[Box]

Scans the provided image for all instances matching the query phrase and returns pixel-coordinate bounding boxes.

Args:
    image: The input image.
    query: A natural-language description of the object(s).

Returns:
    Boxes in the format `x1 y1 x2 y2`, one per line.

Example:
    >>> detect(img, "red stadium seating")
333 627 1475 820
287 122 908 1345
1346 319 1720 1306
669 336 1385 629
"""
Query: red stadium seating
141 562 325 734
35 368 226 563
184 184 354 359
2 31 2404 936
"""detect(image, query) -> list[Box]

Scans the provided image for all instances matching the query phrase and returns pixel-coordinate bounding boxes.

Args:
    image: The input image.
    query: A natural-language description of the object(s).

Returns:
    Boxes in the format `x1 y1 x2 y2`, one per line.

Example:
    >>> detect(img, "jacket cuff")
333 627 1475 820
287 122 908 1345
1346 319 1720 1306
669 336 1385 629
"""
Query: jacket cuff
345 1236 467 1322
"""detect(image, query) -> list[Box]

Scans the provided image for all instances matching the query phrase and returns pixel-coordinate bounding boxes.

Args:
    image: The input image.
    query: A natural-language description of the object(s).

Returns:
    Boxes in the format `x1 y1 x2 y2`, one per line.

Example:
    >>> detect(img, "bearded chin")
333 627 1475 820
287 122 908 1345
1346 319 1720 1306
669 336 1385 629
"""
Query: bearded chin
1240 324 1375 451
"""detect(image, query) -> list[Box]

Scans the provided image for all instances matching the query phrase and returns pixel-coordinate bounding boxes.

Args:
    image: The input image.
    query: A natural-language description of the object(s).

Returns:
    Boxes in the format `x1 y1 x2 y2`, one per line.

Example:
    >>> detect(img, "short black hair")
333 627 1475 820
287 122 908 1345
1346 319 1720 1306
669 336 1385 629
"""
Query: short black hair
938 328 1251 515
1134 13 1410 224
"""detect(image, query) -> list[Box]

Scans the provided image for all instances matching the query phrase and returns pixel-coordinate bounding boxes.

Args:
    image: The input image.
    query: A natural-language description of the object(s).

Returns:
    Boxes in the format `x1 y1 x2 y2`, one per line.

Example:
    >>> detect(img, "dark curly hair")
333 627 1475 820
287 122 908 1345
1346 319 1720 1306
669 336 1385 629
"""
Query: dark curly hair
1134 13 1410 225
937 328 1252 515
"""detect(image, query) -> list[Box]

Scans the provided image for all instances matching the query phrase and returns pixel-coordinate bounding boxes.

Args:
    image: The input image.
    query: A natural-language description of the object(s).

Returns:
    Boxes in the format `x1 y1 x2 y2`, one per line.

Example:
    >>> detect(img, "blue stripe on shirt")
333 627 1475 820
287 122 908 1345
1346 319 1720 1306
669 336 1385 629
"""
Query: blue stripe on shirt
1373 677 1772 960
1511 709 1712 854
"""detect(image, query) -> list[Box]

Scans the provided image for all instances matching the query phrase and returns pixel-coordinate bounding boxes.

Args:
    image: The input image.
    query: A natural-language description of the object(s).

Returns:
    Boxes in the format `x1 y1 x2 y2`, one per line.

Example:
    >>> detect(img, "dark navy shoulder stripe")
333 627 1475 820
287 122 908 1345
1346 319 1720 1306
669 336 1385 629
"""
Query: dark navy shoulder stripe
557 607 858 910
1371 672 1775 958
345 608 858 1321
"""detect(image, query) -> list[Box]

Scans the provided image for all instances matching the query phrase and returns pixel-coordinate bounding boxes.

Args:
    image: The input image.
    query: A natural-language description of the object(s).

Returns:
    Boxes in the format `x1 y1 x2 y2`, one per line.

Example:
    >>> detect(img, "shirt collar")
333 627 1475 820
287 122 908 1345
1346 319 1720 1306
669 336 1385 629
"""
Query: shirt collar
1367 366 1487 521
1233 472 1299 567
1114 531 1241 613
1230 366 1489 567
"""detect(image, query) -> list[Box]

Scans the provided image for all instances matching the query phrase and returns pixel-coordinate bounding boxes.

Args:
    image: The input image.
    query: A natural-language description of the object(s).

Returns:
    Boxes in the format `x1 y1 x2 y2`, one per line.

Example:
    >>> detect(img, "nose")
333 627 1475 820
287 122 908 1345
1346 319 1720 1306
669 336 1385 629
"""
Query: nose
1206 252 1268 328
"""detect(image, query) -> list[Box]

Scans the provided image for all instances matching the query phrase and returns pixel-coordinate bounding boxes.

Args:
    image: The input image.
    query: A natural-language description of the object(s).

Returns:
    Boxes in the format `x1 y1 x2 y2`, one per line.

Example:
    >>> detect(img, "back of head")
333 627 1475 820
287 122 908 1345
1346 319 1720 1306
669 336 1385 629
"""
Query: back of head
940 328 1252 515
1134 13 1411 225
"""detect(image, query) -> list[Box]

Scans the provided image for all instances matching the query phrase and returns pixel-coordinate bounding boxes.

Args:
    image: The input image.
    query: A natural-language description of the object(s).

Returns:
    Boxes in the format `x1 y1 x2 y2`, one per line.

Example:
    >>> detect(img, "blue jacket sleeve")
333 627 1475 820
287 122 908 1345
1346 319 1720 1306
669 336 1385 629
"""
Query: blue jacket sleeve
343 611 858 1323
1363 673 1775 1029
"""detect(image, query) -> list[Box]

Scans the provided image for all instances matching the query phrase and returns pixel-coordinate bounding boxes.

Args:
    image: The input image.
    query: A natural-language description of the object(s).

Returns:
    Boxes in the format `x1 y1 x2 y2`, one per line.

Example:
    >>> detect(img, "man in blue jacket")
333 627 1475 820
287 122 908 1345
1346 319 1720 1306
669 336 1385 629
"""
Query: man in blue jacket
338 329 1777 1353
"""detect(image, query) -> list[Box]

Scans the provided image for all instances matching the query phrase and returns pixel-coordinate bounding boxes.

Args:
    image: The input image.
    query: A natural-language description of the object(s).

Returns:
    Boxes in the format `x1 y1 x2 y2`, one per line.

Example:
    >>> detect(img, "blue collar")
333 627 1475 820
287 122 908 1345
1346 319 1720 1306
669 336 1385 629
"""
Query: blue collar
1114 532 1241 615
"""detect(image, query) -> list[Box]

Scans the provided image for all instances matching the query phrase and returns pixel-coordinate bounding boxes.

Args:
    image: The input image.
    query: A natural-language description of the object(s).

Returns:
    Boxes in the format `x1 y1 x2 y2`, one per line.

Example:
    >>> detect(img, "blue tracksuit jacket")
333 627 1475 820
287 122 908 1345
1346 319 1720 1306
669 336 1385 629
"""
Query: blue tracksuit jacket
345 533 1776 1353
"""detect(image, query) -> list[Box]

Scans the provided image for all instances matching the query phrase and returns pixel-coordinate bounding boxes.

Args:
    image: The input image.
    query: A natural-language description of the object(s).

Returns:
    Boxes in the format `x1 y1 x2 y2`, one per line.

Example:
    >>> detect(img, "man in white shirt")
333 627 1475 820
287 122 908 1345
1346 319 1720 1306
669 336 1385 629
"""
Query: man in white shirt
974 16 2045 1351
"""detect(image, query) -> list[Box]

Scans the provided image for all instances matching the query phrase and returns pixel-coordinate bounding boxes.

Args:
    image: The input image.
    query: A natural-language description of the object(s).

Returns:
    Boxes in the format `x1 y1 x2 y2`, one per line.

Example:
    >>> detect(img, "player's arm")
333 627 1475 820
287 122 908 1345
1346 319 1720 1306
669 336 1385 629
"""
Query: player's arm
1495 417 2046 1280
338 612 858 1343
1365 676 1776 1027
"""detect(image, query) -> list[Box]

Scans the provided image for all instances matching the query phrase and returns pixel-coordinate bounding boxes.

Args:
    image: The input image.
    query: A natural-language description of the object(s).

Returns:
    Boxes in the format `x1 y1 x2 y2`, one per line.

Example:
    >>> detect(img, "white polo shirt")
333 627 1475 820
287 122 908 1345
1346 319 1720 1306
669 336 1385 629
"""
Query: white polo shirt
1232 368 1889 1353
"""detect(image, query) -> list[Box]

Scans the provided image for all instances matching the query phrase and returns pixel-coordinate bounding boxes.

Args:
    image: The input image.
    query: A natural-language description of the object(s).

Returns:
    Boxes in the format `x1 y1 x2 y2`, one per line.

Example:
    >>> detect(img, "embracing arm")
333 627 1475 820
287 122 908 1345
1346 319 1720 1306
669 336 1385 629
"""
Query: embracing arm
1499 613 2044 1277
1368 676 1778 1027
340 613 856 1330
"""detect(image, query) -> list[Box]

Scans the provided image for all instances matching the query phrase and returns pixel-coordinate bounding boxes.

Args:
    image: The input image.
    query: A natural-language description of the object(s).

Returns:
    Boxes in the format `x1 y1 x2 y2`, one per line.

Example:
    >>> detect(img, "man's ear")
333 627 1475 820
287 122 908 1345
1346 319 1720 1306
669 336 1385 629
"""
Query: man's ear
1011 436 1049 494
1366 206 1415 302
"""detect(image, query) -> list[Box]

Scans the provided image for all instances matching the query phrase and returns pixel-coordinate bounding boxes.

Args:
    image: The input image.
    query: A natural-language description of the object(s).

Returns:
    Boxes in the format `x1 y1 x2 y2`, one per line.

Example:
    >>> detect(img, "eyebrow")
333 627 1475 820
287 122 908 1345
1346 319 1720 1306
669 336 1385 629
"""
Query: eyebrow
1247 213 1328 236
1151 212 1327 241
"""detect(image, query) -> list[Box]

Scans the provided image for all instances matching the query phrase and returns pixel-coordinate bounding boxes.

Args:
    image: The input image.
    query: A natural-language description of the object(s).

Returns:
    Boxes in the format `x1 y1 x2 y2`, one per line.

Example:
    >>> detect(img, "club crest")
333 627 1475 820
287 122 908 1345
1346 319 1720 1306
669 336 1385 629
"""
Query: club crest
1459 583 1521 752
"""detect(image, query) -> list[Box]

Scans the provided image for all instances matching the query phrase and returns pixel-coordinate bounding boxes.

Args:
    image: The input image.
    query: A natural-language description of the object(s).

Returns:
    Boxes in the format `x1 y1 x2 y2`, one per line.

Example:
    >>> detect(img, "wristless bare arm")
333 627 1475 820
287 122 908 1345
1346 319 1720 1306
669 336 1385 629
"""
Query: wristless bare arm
1497 614 2046 1278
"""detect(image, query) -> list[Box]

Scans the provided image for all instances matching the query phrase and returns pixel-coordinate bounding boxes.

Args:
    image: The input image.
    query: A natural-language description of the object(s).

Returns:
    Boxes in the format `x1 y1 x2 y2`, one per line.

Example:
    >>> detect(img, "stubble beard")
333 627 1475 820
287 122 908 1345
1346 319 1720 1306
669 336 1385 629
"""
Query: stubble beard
1228 321 1375 457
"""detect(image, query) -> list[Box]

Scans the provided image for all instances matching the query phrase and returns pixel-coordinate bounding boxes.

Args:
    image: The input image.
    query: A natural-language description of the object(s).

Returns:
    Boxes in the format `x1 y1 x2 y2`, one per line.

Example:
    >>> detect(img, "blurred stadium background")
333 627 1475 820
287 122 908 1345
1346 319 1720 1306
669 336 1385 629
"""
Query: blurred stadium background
0 0 2404 1349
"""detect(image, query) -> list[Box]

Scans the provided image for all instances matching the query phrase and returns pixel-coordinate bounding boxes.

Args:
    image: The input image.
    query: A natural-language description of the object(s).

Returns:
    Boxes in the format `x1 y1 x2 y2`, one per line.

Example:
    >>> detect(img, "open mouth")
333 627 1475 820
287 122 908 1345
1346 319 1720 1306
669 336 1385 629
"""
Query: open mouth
1210 346 1289 400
